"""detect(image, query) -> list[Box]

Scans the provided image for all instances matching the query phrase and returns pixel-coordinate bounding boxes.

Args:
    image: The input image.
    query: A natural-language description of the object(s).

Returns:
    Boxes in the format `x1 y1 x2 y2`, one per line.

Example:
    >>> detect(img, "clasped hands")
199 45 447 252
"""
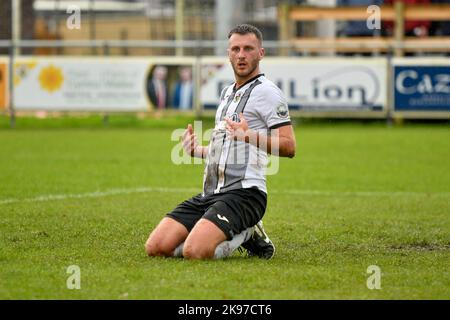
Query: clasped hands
182 113 253 157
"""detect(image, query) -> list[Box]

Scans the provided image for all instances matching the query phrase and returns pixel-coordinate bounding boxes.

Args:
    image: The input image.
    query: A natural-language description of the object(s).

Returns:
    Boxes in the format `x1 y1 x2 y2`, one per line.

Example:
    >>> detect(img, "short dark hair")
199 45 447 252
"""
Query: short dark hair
228 24 263 44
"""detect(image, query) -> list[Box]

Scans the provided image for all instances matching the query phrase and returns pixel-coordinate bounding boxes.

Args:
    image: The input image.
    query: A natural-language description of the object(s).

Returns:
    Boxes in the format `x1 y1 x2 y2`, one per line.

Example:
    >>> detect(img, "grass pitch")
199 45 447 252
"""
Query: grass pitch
0 115 449 299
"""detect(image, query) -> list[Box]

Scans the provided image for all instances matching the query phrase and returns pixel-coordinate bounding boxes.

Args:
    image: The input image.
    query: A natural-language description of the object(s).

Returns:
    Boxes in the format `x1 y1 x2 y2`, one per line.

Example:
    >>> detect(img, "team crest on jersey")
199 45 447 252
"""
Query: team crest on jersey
276 104 289 118
234 91 243 103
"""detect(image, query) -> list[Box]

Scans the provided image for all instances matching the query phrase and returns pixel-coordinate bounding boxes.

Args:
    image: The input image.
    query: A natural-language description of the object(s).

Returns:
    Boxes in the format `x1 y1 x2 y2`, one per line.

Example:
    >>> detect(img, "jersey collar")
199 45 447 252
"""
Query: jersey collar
233 73 264 92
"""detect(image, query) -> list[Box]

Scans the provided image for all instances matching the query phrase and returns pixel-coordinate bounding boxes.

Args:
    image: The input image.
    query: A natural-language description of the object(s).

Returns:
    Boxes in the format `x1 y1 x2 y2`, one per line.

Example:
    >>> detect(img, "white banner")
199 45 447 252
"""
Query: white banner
13 57 195 111
9 56 388 113
201 57 387 111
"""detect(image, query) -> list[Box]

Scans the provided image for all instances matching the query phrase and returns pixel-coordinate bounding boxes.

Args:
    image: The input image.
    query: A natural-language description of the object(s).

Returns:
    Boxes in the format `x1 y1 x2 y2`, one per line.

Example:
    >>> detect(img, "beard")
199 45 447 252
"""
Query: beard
231 59 259 78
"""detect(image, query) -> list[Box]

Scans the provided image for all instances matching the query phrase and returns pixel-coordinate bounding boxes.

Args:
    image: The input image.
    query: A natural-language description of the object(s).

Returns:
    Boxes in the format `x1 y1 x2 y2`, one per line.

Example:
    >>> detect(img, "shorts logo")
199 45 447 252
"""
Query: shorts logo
217 214 229 223
276 104 289 118
230 112 240 123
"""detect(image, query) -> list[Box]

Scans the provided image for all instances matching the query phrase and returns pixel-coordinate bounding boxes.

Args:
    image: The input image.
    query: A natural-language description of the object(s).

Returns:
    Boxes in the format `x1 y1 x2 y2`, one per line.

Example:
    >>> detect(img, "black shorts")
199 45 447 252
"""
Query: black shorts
166 187 267 240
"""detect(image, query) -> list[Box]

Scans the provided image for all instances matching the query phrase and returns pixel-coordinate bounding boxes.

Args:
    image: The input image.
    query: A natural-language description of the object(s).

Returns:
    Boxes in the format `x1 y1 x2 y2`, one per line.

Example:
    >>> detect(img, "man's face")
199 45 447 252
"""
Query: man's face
154 66 167 80
180 68 192 82
228 33 264 80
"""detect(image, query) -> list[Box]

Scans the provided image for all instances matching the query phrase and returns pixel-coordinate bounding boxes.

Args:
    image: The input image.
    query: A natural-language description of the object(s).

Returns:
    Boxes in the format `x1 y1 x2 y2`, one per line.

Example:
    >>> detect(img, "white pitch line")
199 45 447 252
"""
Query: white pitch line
0 187 198 205
279 189 450 198
0 187 448 205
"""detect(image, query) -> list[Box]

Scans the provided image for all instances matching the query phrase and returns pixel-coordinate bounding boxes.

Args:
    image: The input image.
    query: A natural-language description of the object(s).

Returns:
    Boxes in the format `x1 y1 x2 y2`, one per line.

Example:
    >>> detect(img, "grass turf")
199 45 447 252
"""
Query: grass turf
0 115 449 299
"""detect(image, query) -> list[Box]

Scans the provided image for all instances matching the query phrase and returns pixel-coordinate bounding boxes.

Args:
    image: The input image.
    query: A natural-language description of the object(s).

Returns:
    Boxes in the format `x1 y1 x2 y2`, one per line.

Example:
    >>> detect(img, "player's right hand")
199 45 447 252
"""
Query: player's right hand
182 124 199 157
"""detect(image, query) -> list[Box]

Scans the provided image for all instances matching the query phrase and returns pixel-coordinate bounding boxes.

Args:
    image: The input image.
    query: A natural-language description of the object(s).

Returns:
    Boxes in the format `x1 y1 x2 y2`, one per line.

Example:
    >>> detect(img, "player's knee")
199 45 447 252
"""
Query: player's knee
145 239 171 257
144 240 157 256
183 242 213 260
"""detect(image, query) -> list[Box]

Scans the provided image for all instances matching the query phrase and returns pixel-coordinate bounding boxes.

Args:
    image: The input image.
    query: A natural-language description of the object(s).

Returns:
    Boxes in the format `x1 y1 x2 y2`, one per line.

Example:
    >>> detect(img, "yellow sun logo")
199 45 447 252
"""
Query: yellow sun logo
39 65 64 93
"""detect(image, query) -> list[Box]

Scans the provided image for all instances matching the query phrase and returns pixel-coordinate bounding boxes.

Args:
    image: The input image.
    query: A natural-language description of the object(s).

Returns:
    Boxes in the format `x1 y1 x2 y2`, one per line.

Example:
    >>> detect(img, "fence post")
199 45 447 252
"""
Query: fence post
175 0 184 57
278 2 290 56
193 56 202 118
8 44 15 128
103 40 109 126
394 1 405 57
386 56 394 126
9 0 21 128
89 0 97 55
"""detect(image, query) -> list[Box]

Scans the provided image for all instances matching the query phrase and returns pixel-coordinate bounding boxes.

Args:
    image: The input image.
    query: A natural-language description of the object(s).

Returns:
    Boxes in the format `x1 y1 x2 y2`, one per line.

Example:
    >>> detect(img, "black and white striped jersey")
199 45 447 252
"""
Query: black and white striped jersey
202 74 291 196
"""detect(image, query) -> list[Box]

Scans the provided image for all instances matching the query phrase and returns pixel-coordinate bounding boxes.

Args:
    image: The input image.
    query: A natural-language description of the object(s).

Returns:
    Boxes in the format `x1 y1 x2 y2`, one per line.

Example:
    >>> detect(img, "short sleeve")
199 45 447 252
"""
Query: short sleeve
257 85 291 129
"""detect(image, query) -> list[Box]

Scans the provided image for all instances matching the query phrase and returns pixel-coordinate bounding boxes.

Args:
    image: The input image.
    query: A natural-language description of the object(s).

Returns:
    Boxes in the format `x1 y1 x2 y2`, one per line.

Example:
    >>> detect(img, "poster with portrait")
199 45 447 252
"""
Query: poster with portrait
145 61 195 111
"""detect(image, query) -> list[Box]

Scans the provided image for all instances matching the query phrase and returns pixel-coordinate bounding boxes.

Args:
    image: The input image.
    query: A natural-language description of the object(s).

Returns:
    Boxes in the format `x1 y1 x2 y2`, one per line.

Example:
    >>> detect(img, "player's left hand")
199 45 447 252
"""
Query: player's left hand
225 113 249 141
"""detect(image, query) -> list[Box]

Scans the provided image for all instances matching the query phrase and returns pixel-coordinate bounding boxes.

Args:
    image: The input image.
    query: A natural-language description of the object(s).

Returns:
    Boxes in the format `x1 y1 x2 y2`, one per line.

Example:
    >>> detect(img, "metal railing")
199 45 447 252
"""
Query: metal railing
1 39 449 53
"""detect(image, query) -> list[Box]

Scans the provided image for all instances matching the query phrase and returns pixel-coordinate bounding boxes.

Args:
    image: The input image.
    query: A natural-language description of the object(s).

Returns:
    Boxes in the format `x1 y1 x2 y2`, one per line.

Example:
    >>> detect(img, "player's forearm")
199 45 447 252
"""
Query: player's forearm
244 130 296 158
193 146 208 159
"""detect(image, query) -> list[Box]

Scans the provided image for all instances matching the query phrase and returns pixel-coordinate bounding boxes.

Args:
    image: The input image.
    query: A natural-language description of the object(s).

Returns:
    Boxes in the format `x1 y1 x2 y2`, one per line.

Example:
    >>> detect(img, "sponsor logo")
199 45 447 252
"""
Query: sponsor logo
288 66 381 108
394 66 450 111
14 61 37 86
396 69 449 95
217 214 229 223
39 65 64 93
